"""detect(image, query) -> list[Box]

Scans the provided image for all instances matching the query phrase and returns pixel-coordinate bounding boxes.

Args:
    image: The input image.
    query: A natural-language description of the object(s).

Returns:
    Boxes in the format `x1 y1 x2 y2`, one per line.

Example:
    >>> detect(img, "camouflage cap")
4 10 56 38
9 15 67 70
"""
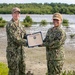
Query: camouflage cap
53 13 62 20
12 7 20 13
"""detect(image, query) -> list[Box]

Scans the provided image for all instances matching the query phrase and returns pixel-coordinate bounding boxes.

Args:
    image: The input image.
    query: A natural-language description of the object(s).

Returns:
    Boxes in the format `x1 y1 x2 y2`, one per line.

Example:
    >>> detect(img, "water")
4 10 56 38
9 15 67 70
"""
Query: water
0 14 75 23
25 23 75 47
0 14 75 47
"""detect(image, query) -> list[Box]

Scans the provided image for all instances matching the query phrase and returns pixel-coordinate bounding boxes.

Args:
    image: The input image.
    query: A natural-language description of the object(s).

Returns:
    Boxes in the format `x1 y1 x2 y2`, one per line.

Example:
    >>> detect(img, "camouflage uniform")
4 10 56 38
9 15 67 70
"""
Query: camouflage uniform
43 26 66 75
6 19 27 75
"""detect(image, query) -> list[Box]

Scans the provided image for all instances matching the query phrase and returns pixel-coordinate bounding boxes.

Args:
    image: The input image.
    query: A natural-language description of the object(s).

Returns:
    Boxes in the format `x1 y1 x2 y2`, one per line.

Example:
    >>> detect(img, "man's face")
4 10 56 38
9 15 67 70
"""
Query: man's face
53 19 62 27
12 11 20 21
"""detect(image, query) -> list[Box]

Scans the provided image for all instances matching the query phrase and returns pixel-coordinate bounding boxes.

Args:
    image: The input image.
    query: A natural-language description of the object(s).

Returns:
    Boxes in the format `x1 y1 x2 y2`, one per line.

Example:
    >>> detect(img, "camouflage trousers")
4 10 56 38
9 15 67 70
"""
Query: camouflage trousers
47 60 64 75
6 46 26 75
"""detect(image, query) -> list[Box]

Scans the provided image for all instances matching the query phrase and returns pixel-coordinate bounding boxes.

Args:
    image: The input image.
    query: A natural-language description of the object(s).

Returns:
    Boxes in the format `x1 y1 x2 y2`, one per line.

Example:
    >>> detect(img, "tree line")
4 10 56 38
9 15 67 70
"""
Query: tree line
0 3 75 14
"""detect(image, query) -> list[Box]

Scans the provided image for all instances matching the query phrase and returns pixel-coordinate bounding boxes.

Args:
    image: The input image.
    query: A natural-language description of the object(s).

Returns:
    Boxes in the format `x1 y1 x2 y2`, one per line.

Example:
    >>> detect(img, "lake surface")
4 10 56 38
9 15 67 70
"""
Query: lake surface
0 14 75 23
0 14 75 47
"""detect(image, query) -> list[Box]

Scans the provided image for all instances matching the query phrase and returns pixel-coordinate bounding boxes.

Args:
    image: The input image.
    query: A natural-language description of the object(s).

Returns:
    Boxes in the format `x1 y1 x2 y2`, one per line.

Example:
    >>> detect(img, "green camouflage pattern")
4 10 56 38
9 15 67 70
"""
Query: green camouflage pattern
44 26 66 75
6 19 27 75
47 60 64 75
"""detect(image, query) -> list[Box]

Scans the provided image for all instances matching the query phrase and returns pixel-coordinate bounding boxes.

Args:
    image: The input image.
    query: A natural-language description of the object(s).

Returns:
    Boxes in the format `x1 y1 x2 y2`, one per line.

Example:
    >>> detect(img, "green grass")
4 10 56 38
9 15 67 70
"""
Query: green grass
62 70 75 75
0 62 9 75
46 70 75 75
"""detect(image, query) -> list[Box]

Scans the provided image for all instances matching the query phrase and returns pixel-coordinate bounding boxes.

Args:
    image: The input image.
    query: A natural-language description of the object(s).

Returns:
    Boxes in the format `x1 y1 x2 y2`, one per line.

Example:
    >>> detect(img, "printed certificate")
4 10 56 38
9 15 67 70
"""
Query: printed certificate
27 32 43 47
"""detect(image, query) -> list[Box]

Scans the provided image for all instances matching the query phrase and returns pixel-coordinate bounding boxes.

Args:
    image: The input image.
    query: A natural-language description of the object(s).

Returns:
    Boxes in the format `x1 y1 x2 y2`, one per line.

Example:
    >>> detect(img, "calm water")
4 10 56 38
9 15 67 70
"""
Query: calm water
0 14 75 47
0 14 75 23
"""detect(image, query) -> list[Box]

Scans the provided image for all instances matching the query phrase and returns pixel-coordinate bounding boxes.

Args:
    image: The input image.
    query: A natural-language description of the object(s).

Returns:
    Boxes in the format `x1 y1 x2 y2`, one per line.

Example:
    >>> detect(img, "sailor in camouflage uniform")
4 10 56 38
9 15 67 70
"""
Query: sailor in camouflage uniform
6 7 27 75
43 13 66 75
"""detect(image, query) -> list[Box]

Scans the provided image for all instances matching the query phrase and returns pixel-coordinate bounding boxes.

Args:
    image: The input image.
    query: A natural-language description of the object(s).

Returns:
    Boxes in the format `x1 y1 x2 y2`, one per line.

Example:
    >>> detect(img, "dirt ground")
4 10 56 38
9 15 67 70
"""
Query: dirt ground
0 28 75 75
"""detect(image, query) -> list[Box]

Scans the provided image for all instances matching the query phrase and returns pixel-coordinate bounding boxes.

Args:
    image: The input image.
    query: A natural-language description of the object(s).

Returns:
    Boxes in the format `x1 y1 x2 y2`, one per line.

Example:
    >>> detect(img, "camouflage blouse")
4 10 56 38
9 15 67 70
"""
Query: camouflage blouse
43 26 66 60
6 19 27 47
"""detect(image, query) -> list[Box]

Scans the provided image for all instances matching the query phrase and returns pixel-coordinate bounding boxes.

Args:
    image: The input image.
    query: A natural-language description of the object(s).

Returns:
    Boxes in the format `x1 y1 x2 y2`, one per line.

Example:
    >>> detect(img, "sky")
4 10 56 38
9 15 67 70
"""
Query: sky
0 0 75 4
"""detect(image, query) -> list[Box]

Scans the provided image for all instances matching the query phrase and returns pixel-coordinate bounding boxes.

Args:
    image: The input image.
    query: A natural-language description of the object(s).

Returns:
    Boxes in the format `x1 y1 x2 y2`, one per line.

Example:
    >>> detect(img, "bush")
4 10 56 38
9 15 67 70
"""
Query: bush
0 62 9 75
70 34 75 39
1 20 6 23
0 17 6 27
0 23 6 27
62 19 69 26
0 17 3 21
23 15 33 27
22 22 31 27
40 20 47 26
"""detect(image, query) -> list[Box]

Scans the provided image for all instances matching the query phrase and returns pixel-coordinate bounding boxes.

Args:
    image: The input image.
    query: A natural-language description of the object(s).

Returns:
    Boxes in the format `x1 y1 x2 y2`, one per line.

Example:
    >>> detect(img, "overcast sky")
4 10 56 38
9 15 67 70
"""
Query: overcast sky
0 0 75 4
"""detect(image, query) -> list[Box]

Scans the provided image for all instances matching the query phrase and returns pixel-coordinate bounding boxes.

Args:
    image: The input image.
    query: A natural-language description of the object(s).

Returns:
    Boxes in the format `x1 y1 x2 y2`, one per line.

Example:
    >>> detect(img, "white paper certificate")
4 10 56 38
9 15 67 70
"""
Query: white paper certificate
27 32 43 47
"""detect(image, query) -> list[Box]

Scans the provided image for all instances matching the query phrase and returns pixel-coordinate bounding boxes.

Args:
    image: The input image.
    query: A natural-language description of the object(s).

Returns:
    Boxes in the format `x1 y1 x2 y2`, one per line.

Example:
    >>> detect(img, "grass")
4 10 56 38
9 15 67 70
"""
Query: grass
62 70 75 75
0 62 9 75
46 71 75 75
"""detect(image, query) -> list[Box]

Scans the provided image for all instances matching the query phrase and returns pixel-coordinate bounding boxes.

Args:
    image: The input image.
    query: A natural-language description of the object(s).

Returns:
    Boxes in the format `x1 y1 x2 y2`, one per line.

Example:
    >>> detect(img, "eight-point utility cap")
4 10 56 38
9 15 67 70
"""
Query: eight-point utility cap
12 7 20 13
53 13 62 21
